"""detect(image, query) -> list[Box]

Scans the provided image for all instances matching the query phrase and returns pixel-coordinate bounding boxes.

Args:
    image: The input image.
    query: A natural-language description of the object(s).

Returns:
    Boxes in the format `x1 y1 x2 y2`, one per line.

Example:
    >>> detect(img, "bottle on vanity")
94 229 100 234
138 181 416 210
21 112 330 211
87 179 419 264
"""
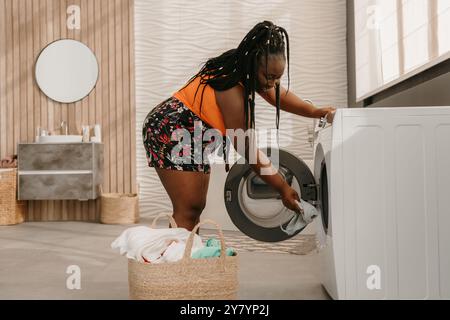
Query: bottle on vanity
82 125 90 143
90 124 101 143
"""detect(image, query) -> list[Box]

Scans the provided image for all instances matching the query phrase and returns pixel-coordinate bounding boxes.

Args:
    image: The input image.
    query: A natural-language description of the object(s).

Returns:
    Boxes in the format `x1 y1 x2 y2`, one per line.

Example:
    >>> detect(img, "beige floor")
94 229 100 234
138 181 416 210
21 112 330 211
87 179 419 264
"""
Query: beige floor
0 217 330 300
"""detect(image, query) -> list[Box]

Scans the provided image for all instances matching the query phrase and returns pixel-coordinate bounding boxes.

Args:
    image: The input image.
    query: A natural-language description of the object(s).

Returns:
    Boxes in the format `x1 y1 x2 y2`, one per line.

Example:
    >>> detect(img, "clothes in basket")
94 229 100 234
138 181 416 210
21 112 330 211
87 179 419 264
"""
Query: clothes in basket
192 237 236 259
111 225 203 264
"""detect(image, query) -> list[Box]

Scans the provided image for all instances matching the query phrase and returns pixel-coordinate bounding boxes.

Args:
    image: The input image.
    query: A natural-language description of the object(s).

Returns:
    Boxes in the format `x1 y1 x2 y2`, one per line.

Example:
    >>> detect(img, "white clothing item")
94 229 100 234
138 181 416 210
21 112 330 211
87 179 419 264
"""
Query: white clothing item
152 240 203 264
280 200 318 236
297 200 318 224
111 226 203 263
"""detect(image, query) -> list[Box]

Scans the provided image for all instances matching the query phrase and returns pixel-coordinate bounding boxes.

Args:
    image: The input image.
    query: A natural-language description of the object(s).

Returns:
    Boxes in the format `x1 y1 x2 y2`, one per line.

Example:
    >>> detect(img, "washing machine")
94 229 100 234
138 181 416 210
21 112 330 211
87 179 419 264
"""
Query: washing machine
314 106 450 300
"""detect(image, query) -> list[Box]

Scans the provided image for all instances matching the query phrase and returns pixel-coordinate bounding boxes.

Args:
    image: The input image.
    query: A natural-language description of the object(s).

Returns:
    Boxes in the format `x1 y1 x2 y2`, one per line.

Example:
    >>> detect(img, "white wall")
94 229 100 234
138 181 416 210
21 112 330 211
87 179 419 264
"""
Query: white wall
135 0 347 218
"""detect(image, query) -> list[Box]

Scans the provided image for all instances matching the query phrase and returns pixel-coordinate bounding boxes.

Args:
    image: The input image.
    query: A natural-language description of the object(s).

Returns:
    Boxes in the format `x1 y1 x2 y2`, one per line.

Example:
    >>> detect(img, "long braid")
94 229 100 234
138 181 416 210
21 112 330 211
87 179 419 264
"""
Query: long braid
275 82 281 148
180 20 290 131
278 26 290 93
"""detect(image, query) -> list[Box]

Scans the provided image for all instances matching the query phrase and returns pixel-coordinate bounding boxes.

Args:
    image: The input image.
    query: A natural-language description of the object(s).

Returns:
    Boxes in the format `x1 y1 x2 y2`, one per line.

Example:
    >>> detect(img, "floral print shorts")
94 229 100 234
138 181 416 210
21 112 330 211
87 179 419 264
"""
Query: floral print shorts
142 97 224 174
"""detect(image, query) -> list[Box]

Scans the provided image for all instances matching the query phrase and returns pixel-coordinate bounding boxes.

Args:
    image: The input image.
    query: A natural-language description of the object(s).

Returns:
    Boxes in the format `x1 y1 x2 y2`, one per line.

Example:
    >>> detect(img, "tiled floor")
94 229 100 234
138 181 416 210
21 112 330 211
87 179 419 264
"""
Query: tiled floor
0 217 330 300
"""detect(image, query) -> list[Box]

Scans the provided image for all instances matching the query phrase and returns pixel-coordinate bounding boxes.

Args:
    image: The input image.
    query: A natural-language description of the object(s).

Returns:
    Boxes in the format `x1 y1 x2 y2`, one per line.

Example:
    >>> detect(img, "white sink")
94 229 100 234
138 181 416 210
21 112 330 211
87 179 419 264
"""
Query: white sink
37 135 83 143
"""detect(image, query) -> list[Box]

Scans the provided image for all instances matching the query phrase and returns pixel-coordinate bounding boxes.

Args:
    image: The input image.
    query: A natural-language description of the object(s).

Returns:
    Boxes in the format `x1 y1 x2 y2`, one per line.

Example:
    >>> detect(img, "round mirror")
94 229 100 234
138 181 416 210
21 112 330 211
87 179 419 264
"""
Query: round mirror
35 39 99 103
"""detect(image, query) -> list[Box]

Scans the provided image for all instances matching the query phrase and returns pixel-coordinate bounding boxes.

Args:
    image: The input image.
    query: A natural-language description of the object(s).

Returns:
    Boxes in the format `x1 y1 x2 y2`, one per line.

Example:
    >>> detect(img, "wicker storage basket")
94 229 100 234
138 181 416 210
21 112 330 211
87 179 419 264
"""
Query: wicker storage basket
100 185 139 224
128 213 239 300
0 169 26 226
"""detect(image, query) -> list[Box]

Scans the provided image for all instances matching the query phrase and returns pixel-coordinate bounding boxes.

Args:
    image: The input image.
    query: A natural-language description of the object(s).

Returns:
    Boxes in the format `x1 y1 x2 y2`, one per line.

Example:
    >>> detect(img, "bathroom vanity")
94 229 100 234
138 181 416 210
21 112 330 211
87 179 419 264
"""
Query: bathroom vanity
17 142 103 201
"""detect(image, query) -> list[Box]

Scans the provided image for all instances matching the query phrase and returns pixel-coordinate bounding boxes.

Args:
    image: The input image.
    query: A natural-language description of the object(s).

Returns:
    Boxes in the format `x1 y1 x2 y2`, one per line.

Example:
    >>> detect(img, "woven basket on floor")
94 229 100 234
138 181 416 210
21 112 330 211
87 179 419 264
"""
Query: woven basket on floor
128 213 239 300
100 185 139 224
0 169 26 226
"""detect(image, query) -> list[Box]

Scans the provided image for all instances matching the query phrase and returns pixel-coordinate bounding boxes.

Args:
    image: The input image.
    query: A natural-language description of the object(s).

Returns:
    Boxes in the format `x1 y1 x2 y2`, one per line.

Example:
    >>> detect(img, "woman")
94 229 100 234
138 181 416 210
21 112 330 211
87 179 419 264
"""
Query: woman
143 21 335 231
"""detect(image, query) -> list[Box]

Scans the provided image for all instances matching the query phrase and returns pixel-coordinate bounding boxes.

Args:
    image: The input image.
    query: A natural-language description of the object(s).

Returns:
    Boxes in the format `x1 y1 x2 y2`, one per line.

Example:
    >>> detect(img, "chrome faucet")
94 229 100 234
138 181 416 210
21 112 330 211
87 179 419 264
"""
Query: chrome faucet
60 121 68 135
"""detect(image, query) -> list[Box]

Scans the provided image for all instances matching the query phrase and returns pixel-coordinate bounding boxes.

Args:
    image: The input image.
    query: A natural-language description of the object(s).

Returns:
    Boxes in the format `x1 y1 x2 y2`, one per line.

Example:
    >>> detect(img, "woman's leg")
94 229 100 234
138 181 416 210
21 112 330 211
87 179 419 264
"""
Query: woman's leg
155 168 210 231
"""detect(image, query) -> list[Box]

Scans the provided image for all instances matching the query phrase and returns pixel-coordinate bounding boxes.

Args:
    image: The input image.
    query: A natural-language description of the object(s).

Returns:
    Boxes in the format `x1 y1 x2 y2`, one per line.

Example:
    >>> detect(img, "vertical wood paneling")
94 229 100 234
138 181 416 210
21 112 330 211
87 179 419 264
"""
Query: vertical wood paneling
59 0 68 221
93 0 102 221
44 0 51 221
78 0 86 220
53 0 61 136
36 0 47 222
12 0 19 157
115 0 124 195
101 0 110 196
19 0 26 146
129 0 136 194
108 0 116 194
5 0 13 159
55 0 66 132
26 0 33 143
42 0 53 222
48 0 56 221
0 0 136 221
122 0 131 195
30 0 40 222
87 0 96 222
0 0 7 160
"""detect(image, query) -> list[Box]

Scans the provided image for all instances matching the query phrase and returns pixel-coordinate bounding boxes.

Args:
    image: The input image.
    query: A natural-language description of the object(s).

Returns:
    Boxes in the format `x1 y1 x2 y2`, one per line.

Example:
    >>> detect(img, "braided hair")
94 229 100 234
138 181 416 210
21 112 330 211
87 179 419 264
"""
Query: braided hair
183 20 290 131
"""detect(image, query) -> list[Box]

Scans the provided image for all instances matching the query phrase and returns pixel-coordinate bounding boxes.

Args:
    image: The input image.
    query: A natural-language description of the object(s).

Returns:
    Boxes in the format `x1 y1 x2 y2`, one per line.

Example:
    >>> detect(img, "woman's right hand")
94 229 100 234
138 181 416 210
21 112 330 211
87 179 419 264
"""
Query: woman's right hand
280 185 303 214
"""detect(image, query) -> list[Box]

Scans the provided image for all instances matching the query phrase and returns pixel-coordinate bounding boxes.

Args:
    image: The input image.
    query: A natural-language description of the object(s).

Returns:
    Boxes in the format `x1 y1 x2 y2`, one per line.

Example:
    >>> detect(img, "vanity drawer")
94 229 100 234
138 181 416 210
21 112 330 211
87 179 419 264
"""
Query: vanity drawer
18 172 98 200
18 143 95 171
17 142 103 200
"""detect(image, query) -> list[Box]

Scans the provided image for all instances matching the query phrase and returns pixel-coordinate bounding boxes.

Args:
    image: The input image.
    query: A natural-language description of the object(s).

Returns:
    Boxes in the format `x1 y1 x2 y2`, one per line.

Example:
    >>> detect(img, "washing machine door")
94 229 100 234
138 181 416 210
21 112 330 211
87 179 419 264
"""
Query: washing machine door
224 148 317 242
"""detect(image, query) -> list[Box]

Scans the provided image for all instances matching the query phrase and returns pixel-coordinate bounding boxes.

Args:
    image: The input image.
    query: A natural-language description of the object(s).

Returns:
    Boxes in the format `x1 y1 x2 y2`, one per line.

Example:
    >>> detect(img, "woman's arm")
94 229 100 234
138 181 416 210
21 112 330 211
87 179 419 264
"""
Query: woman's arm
215 86 301 213
258 85 336 122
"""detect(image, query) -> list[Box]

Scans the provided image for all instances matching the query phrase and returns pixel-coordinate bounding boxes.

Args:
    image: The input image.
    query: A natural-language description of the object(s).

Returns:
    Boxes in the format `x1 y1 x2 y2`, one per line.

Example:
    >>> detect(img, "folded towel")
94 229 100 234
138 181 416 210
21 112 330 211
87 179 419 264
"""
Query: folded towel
280 200 318 236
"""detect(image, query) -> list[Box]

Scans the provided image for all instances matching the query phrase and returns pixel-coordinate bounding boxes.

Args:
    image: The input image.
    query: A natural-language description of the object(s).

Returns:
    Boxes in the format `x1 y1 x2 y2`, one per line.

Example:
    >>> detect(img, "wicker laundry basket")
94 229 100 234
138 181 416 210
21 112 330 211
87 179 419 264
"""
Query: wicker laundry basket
128 213 239 300
0 169 26 226
100 185 139 224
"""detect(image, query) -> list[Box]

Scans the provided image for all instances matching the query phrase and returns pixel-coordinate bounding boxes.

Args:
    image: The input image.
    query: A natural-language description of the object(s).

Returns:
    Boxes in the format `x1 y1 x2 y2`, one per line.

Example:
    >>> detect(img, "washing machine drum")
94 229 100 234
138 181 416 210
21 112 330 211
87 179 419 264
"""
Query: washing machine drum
224 149 317 242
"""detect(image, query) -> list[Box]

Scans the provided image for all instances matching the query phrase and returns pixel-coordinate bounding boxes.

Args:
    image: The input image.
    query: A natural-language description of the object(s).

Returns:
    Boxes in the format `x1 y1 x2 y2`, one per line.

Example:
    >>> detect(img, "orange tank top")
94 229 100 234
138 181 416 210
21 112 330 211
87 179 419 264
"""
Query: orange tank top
173 77 226 136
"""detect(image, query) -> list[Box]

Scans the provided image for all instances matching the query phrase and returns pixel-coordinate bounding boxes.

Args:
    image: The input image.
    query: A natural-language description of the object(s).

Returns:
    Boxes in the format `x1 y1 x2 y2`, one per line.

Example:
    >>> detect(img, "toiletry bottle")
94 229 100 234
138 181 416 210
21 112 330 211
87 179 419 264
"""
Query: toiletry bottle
94 124 101 142
82 126 90 142
35 127 41 143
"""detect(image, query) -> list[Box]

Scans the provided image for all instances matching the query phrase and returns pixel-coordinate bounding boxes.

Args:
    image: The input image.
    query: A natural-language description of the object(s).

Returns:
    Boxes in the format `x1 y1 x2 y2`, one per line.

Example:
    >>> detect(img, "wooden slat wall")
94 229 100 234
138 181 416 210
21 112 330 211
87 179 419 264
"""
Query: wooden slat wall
0 0 136 221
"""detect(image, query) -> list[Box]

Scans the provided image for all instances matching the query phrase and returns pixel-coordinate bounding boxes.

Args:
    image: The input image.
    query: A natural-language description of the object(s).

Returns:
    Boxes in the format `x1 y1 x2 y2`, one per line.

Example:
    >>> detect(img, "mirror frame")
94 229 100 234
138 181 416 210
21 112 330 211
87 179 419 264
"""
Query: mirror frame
34 39 99 104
